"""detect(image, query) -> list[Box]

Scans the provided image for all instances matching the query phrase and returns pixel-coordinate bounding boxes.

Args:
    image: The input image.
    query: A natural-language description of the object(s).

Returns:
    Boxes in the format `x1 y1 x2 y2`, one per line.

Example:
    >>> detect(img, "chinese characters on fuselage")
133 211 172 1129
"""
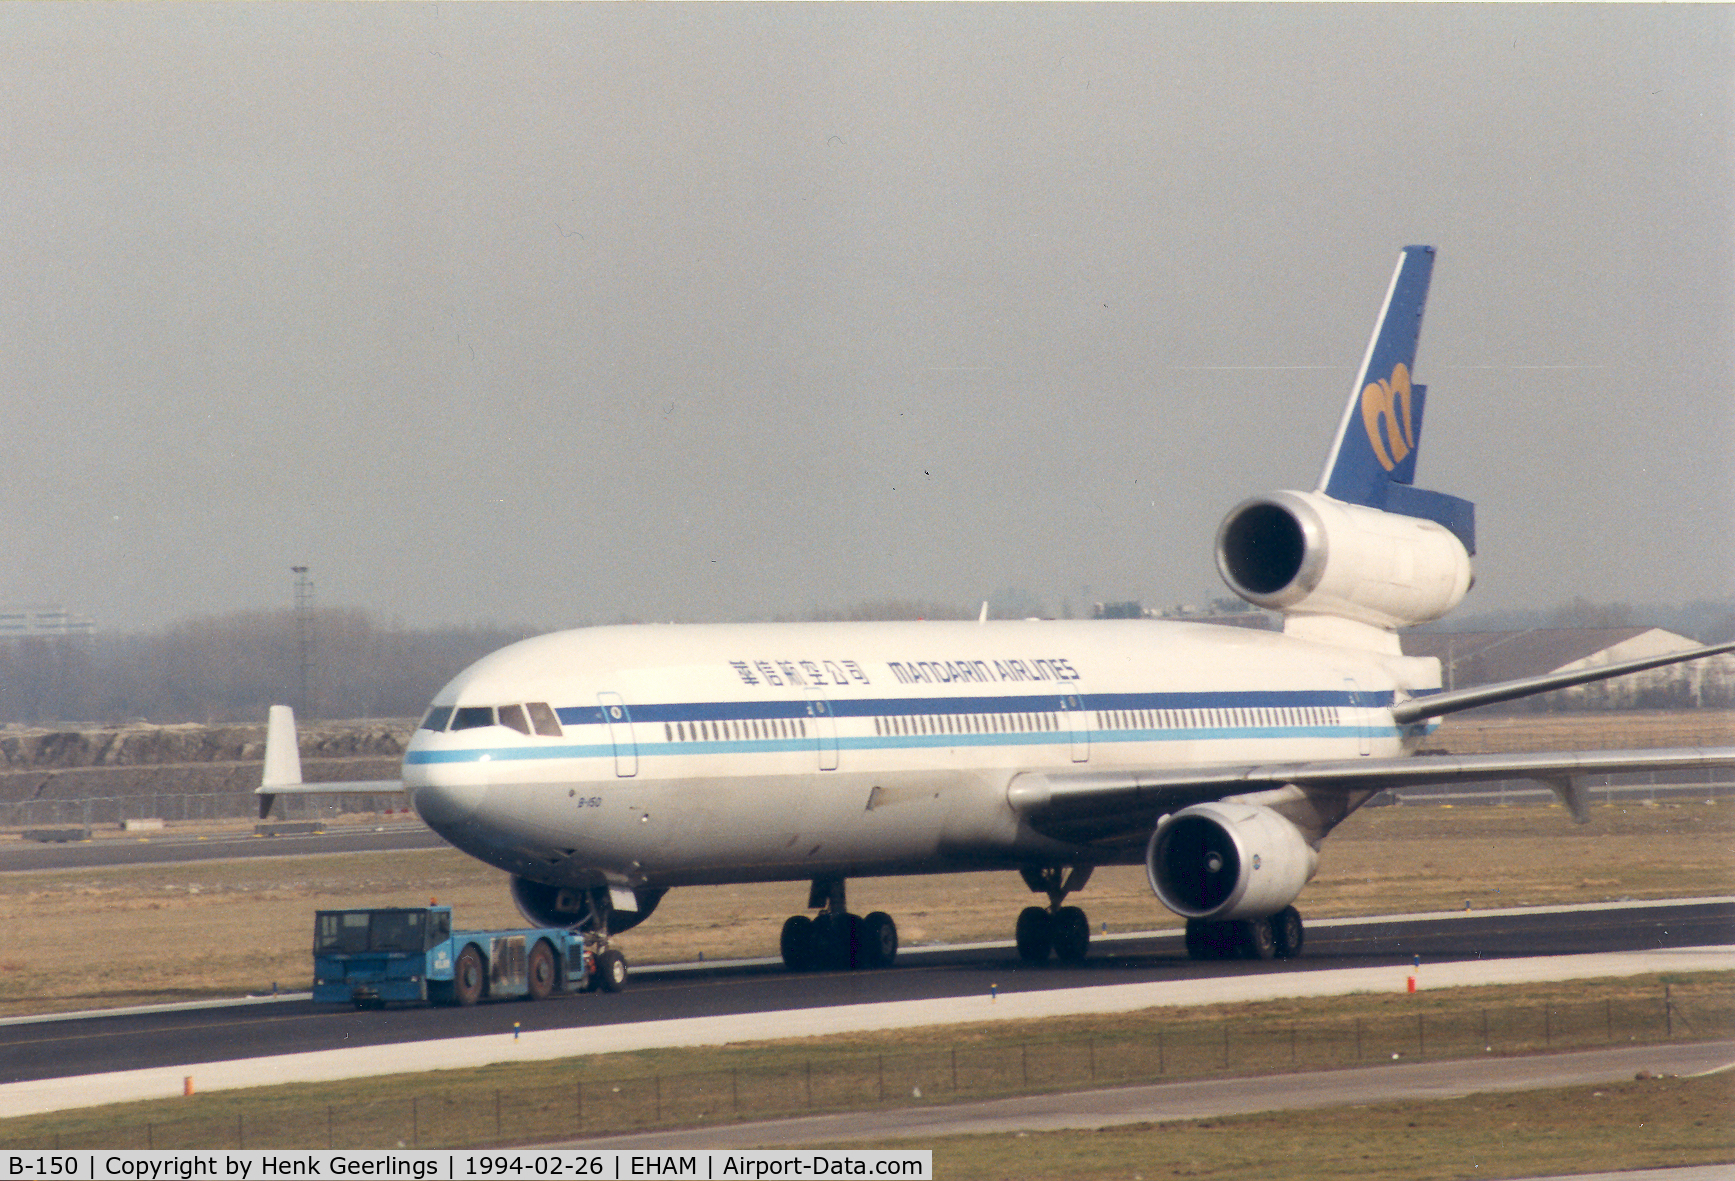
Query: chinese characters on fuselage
726 657 1081 688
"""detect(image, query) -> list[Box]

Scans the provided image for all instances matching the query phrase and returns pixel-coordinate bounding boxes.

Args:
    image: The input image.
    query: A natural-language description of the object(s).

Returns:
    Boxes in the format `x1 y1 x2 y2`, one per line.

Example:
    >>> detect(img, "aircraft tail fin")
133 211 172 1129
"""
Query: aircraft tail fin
1317 245 1475 554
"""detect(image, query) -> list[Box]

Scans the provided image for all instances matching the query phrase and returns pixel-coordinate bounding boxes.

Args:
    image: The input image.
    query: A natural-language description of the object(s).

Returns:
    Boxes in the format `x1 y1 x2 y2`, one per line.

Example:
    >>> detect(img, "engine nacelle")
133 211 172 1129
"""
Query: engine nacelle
1146 801 1318 921
510 876 665 935
1216 490 1471 630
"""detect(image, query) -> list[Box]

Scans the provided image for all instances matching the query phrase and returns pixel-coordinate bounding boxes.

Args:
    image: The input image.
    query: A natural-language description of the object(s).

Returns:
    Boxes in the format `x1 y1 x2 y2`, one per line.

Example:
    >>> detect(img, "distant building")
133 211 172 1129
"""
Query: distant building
1402 627 1734 709
0 606 95 637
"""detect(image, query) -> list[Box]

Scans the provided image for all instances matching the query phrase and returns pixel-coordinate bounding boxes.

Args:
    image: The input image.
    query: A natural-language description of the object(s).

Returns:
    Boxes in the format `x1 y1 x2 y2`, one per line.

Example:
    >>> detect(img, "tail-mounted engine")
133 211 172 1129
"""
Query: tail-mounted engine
1145 801 1317 921
1215 490 1471 631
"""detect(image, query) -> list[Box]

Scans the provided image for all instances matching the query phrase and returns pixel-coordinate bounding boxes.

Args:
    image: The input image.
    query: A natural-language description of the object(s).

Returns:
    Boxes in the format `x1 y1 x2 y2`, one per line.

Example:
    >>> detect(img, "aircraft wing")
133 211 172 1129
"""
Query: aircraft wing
255 704 405 819
1007 745 1735 849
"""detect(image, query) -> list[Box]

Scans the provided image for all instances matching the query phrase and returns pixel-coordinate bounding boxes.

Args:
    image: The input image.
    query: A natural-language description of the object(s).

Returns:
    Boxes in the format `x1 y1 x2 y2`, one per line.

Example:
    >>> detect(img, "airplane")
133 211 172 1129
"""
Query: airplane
260 245 1735 980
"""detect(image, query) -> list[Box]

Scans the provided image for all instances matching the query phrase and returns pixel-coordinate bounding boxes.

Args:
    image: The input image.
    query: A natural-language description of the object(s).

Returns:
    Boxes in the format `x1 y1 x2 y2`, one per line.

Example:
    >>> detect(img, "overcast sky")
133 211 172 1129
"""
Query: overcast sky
4 5 1730 632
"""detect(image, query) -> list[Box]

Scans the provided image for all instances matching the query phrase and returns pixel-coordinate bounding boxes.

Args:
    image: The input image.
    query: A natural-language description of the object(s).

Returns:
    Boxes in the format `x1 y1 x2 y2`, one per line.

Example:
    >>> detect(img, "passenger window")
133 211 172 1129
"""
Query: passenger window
450 706 496 731
419 706 453 732
497 704 531 735
526 702 563 737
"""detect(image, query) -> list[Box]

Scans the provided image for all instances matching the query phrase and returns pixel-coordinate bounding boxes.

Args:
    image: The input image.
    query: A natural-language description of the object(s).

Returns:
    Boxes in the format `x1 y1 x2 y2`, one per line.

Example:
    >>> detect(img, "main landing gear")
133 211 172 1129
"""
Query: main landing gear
1184 905 1305 961
780 877 899 971
1014 865 1094 964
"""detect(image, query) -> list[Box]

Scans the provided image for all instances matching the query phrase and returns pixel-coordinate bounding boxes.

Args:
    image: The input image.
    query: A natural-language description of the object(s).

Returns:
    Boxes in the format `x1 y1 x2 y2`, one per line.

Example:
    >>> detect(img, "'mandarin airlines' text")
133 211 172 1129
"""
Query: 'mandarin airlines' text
885 657 1079 685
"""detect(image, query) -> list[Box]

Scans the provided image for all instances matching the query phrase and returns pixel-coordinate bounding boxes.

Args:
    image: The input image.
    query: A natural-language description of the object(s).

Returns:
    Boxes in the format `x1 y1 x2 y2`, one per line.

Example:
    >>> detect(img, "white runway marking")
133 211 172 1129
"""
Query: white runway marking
1 944 1728 1120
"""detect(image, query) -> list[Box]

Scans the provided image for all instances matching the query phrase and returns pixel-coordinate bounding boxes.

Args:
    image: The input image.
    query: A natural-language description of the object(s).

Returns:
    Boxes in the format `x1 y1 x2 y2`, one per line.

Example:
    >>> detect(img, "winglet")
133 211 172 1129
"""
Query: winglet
1318 246 1476 554
258 703 303 819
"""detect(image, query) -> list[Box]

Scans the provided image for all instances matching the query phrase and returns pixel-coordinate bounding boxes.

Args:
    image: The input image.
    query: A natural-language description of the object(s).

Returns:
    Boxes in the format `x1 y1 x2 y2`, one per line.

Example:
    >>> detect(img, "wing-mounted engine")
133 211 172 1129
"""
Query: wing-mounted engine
1216 489 1472 631
510 875 666 935
1145 801 1317 921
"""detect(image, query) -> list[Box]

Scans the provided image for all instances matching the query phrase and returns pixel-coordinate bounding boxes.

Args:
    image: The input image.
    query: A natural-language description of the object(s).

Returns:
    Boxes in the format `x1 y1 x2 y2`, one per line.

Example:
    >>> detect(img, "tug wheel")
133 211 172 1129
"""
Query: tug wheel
453 945 485 1006
526 941 557 1000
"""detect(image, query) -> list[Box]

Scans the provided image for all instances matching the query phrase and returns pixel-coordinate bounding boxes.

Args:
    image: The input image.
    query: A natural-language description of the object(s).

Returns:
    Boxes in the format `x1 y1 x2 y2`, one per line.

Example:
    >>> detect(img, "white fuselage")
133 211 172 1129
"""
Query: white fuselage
403 619 1441 893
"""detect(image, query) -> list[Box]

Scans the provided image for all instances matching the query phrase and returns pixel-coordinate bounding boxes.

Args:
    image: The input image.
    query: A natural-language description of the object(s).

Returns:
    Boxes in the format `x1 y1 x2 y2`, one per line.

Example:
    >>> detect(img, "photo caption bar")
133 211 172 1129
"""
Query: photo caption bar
6 1152 932 1181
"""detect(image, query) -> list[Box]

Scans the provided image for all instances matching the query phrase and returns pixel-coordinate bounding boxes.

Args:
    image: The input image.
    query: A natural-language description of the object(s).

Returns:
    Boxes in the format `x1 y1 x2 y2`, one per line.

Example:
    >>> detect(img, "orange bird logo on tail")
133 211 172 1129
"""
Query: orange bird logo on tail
1360 362 1415 472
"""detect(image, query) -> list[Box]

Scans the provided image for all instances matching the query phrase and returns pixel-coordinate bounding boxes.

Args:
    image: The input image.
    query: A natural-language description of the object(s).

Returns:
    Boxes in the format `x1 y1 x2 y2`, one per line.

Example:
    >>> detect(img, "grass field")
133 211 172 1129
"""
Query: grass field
1 800 1730 1018
890 1072 1735 1181
2 973 1729 1156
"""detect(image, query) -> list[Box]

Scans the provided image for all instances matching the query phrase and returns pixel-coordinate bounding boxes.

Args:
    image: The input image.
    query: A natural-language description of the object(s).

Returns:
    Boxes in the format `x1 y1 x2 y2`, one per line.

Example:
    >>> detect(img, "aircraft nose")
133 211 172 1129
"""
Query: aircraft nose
411 776 489 829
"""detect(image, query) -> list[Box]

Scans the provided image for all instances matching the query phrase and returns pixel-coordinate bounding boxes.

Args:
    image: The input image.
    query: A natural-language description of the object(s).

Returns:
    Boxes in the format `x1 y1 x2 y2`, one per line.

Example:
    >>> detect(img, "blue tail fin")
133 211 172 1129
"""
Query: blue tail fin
1318 246 1475 554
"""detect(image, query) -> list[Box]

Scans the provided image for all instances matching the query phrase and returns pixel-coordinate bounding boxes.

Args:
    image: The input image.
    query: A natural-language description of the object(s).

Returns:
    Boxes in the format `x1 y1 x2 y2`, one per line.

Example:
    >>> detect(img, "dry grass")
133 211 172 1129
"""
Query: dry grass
0 800 1730 1018
898 1073 1735 1181
1421 708 1735 754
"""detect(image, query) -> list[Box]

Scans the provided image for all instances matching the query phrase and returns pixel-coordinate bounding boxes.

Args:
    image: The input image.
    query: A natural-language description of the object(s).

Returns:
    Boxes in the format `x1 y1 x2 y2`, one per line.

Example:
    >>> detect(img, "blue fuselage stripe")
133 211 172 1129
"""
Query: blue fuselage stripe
552 687 1387 727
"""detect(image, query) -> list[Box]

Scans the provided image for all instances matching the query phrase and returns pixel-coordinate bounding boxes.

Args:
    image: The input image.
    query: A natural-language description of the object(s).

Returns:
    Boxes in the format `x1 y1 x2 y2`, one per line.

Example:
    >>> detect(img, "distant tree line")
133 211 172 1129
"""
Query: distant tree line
1432 596 1735 644
0 609 538 726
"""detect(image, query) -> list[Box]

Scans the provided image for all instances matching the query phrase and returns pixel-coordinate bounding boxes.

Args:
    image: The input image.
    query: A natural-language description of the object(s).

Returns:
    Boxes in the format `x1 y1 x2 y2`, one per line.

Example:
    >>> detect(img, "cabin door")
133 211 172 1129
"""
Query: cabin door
804 689 840 771
1061 692 1090 763
598 691 638 777
1343 678 1371 757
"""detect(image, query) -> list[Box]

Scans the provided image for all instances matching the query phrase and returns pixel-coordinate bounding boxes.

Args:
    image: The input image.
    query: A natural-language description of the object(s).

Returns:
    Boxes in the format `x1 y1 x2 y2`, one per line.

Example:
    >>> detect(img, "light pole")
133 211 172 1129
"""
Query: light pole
291 566 314 719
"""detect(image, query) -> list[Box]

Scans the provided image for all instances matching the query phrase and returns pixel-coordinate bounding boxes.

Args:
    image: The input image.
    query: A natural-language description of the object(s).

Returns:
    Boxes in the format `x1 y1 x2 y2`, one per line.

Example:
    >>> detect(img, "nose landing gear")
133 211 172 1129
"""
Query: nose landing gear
1014 865 1094 963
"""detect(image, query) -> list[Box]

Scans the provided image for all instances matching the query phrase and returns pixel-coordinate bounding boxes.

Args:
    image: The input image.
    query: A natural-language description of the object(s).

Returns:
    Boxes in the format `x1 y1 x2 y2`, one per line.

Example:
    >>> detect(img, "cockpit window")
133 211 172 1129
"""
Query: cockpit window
525 702 563 737
419 706 453 733
450 706 497 731
497 704 531 735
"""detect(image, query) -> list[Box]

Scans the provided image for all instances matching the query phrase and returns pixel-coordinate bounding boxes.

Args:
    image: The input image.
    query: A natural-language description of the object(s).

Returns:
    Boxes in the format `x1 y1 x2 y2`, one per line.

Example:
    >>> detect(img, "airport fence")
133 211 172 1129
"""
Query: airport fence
1382 767 1735 808
0 792 404 829
8 979 1729 1150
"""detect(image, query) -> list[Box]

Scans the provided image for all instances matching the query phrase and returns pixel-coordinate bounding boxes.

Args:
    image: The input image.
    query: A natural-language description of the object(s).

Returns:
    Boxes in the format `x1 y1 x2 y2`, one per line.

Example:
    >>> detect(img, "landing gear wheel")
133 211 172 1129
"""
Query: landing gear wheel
1238 916 1277 961
862 911 898 969
1052 906 1091 963
526 941 557 1000
453 945 485 1006
781 914 816 972
810 911 853 970
1015 906 1054 962
843 913 868 969
596 949 628 992
1273 906 1304 959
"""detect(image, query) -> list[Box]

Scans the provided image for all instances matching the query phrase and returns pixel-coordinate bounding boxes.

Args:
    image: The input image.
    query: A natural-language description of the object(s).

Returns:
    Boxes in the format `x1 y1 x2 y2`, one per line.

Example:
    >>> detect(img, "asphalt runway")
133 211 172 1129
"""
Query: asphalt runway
0 822 446 872
2 899 1729 1089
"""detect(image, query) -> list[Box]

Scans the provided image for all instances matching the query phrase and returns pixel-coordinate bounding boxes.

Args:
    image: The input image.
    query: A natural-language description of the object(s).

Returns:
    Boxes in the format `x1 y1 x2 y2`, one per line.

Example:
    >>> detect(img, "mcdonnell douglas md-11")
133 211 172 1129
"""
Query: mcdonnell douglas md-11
262 246 1735 980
